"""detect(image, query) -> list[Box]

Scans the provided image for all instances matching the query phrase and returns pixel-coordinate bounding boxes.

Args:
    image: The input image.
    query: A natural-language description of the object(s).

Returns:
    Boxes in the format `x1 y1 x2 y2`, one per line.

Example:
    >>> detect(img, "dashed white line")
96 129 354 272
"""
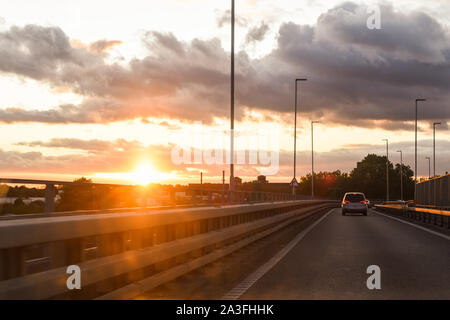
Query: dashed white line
372 210 450 241
221 208 335 300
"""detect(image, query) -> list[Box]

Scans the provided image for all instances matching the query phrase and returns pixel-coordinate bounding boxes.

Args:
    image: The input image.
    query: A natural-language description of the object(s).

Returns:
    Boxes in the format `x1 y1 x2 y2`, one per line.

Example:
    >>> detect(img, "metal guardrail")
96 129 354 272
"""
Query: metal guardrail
375 204 450 229
0 200 338 299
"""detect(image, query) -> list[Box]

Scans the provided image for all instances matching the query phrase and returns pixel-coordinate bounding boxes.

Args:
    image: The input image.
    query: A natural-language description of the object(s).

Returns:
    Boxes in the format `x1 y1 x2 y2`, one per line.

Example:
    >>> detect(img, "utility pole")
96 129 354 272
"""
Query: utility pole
311 121 319 198
200 172 203 196
433 122 441 177
382 139 389 202
229 0 235 202
426 157 431 179
397 150 403 201
415 99 426 202
293 78 307 196
222 170 225 204
433 122 441 207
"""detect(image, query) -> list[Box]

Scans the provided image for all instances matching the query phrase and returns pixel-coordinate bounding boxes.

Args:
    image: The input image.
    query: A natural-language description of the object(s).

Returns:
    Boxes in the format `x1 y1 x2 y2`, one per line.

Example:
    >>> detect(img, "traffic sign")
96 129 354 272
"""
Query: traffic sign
290 178 299 187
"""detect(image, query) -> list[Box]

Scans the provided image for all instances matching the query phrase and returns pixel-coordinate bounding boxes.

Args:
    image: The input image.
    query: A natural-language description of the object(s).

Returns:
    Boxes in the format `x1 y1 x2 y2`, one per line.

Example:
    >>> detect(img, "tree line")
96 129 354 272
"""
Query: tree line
296 153 414 200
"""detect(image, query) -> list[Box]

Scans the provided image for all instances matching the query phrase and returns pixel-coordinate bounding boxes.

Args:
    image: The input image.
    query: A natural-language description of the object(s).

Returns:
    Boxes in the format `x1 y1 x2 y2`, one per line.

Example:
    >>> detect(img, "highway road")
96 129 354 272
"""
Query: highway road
141 207 449 300
235 208 450 300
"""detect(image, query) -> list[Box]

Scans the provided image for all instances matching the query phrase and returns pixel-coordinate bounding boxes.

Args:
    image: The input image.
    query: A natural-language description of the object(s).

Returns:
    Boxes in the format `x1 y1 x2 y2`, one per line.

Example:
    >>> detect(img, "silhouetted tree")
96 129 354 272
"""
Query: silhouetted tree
348 154 414 200
57 177 95 211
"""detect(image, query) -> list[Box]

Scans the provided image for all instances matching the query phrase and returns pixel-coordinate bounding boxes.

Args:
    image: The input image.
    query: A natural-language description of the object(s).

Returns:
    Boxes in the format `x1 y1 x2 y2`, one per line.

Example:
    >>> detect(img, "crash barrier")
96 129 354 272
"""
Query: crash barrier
375 204 450 229
0 200 338 299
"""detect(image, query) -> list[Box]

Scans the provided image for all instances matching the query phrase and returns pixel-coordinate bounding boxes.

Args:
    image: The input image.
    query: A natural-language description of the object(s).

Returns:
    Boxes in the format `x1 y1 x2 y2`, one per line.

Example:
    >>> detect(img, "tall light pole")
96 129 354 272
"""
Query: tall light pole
433 122 441 178
415 98 426 201
397 150 403 201
292 78 307 196
382 139 389 202
229 0 235 201
426 157 431 179
311 121 319 198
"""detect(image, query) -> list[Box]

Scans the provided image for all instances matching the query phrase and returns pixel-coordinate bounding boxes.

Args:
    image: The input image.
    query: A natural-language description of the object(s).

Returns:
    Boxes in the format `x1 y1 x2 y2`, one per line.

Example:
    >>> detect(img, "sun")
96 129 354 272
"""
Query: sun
93 162 175 185
129 164 160 185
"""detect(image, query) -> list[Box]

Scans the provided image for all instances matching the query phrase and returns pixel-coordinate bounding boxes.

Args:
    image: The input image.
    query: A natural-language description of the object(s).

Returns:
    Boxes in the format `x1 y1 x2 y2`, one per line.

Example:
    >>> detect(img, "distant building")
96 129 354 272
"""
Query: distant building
255 175 268 184
234 177 242 186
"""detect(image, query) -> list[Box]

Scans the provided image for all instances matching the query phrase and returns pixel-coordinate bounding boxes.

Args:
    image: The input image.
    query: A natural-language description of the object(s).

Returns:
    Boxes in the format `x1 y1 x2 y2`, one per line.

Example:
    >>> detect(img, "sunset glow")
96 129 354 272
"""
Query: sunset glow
94 163 176 185
0 0 449 183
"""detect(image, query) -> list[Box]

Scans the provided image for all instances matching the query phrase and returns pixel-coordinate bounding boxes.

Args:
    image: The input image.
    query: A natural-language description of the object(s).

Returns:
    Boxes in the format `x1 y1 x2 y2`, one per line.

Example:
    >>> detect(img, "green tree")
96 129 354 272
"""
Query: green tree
56 178 140 212
297 171 350 199
348 154 414 200
57 177 95 212
391 163 414 200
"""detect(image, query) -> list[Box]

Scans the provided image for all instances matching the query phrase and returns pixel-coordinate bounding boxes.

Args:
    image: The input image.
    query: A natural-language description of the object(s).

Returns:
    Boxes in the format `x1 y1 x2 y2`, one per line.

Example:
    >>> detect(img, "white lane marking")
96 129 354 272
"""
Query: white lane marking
372 210 450 241
221 208 335 300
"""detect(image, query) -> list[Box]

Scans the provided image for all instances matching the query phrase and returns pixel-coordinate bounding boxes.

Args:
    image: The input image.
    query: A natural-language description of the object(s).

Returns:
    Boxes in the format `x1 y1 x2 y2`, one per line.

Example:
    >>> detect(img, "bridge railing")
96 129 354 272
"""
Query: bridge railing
0 178 310 215
0 199 338 299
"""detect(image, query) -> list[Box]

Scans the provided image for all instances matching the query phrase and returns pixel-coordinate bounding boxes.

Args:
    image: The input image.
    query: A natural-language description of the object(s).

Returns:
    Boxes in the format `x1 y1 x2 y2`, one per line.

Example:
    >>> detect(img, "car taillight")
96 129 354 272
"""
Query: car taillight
344 200 350 204
360 200 367 204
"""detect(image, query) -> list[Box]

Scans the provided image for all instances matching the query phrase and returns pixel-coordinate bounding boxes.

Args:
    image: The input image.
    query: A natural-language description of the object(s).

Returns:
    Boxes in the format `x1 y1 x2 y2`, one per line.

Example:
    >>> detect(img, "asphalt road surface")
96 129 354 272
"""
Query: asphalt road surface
238 208 450 300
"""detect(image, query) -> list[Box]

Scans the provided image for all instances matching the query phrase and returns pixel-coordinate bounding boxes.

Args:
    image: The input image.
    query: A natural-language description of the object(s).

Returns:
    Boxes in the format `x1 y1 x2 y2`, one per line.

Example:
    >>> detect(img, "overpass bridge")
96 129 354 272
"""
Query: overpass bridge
0 179 449 300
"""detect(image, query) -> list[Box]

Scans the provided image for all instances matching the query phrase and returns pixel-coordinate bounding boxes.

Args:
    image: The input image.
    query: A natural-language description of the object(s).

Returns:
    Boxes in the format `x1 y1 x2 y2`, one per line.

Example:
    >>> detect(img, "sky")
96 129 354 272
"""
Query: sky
0 0 449 185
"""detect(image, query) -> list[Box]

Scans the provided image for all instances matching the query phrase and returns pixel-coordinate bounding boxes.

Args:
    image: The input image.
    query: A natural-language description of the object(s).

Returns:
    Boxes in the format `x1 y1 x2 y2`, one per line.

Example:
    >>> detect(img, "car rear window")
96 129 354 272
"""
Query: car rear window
345 194 365 202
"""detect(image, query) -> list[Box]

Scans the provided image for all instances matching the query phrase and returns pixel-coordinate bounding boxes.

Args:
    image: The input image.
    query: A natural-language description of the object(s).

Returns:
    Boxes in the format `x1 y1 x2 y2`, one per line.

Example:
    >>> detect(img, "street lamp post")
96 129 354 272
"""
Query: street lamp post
311 121 319 198
426 157 431 179
433 122 441 178
229 0 235 202
397 150 403 201
382 139 389 202
415 98 426 202
293 78 307 196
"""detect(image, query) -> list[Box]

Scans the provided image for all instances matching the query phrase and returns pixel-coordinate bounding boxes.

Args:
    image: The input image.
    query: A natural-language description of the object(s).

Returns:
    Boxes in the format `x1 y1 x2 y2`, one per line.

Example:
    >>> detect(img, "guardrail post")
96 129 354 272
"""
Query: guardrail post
170 189 176 205
44 184 55 213
192 190 198 206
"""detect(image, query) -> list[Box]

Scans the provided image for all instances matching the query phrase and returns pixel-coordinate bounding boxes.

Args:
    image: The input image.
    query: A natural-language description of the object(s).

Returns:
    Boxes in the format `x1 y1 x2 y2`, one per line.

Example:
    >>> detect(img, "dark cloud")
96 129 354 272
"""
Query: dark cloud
245 22 269 44
16 138 139 153
0 2 449 130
